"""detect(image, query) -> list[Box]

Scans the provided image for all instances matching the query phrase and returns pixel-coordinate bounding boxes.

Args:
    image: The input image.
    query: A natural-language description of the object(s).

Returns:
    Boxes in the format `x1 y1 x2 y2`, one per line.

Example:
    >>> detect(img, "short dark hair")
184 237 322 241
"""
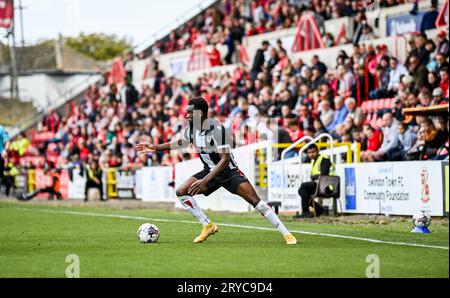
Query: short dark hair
307 144 319 151
188 97 209 115
262 40 269 46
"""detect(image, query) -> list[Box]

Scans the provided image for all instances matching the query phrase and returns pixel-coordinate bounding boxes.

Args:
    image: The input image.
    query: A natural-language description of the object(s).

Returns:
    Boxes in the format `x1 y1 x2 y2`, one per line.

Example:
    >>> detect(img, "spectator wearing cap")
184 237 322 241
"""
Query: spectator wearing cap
402 75 415 93
435 31 449 57
432 87 446 105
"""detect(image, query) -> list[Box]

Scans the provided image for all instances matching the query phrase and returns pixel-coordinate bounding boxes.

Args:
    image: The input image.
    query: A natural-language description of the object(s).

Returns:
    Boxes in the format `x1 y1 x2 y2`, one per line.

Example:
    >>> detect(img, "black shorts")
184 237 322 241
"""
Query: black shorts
193 168 249 196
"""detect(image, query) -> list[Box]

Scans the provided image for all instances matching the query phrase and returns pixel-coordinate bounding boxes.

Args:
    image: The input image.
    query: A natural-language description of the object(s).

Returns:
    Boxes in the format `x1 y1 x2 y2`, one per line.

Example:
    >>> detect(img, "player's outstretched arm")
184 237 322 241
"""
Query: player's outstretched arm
136 137 187 155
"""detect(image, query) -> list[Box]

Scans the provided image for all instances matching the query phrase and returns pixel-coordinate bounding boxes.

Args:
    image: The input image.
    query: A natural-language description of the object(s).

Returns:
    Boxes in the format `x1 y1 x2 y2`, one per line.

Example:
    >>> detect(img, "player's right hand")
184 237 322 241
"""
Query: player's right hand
136 143 156 154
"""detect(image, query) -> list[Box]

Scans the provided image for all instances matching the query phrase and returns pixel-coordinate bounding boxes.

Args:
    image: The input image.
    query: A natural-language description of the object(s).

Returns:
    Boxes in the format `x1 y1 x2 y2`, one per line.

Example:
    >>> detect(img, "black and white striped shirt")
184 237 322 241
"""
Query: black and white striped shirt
181 124 238 171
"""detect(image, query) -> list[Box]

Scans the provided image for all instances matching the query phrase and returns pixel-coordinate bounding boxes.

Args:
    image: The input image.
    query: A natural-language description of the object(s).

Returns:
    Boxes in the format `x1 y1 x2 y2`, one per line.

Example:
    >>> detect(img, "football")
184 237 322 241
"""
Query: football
137 223 160 243
412 211 432 228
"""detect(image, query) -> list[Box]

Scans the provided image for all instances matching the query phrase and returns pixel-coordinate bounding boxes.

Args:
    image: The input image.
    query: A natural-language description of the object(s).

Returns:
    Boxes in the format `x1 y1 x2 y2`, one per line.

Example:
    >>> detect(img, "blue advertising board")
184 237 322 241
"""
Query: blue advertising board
386 12 426 36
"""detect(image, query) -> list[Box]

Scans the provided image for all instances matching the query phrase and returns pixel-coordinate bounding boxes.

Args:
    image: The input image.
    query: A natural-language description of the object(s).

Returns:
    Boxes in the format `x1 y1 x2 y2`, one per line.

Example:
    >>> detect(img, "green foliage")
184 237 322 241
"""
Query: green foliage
64 32 132 61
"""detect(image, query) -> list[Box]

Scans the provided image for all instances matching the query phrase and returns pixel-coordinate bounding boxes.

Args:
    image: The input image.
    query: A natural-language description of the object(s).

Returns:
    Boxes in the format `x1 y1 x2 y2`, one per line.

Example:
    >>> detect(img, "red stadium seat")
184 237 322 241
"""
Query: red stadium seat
382 98 393 110
365 100 375 114
374 99 383 112
47 143 58 153
361 101 370 114
365 112 372 123
33 132 55 144
389 98 396 108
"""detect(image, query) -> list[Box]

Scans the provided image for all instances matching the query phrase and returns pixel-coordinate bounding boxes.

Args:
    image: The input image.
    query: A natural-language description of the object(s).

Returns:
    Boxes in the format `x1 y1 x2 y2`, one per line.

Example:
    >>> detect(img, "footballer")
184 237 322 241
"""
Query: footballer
137 97 297 245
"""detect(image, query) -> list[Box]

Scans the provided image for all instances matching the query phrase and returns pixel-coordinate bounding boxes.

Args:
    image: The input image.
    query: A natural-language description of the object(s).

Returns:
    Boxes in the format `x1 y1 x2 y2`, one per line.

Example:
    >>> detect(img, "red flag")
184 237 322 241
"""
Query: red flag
0 0 14 29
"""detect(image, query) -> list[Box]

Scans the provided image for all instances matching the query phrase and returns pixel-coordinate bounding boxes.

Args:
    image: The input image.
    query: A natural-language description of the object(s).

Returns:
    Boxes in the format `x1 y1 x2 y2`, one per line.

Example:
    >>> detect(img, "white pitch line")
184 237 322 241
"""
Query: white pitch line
17 207 449 250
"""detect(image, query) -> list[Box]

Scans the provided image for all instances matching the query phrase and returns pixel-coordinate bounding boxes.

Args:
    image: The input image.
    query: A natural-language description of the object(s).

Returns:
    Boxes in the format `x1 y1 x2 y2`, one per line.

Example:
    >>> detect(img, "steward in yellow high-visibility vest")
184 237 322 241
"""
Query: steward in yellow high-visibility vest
297 144 336 218
2 162 18 197
85 159 104 201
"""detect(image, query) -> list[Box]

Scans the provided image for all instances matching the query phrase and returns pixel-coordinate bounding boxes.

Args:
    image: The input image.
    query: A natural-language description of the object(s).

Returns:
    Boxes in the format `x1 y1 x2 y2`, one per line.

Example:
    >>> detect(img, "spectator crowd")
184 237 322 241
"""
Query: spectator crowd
148 0 409 63
0 0 448 199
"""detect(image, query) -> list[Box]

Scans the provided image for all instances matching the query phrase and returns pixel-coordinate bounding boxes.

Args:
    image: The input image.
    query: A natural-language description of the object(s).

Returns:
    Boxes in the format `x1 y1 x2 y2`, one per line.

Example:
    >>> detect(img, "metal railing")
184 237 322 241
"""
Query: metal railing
258 141 361 187
281 134 333 204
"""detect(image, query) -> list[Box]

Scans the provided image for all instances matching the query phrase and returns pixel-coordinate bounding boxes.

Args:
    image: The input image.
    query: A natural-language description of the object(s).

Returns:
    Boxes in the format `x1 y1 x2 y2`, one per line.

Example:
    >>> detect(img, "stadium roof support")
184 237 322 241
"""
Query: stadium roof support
291 15 325 53
435 0 449 27
187 39 211 71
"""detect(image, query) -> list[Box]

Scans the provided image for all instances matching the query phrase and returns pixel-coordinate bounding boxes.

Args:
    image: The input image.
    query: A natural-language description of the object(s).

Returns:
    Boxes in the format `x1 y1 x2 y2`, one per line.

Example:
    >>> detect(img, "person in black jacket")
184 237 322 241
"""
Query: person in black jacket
250 40 269 80
85 159 104 201
123 77 139 109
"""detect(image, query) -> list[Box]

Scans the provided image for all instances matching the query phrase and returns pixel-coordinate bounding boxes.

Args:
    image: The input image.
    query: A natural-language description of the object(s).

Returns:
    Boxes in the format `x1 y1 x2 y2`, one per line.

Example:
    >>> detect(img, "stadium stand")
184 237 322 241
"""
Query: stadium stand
144 0 409 58
2 0 449 181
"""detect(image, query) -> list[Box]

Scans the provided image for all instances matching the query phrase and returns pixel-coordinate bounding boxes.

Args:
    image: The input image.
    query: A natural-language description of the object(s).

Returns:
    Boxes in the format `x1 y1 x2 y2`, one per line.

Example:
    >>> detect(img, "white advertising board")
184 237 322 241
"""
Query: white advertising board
338 161 444 216
68 170 87 200
267 161 311 213
138 167 175 203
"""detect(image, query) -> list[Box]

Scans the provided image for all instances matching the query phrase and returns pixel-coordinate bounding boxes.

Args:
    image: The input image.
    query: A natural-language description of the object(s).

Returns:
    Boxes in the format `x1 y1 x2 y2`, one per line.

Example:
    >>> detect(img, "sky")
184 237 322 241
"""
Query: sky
5 0 214 51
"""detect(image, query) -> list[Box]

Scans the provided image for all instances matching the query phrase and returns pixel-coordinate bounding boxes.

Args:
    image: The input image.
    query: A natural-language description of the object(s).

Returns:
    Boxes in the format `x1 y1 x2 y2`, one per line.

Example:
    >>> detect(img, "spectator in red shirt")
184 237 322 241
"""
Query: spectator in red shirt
208 44 223 67
45 110 60 133
361 124 382 162
439 67 449 97
284 118 303 143
78 139 90 162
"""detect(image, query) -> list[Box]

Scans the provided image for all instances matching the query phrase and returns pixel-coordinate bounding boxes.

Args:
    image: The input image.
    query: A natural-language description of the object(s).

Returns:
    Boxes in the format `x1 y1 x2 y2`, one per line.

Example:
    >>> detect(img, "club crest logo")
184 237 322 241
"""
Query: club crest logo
421 167 430 203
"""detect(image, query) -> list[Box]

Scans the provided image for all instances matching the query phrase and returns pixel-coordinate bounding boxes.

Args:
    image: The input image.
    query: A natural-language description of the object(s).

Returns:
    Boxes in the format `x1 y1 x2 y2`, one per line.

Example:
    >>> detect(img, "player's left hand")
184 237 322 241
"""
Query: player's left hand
188 179 208 196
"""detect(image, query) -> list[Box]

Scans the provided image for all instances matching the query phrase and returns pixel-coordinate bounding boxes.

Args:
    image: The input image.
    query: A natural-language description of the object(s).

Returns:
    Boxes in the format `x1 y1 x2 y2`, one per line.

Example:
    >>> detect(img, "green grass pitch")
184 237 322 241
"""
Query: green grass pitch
0 200 448 278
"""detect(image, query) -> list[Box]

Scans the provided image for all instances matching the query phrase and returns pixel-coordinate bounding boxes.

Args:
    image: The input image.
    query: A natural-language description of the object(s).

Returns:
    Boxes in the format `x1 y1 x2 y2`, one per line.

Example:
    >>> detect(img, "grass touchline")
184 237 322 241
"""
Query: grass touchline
16 207 449 250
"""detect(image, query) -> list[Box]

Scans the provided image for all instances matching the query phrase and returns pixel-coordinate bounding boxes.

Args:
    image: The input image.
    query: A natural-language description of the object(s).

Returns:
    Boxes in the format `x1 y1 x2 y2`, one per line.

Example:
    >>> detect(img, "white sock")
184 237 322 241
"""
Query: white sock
255 201 290 236
178 195 211 226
